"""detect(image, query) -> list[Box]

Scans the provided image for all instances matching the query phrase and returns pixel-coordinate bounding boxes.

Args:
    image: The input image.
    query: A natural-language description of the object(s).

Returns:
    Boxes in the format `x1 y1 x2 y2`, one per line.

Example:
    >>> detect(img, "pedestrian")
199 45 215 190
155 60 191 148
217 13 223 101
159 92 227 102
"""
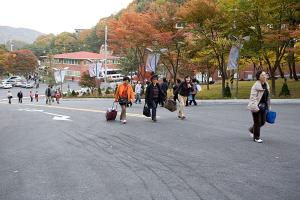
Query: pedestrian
135 81 142 104
50 86 55 103
114 77 135 124
247 70 270 143
35 91 39 102
173 79 181 103
55 89 61 104
7 90 13 104
45 85 51 105
175 76 194 120
189 78 198 106
17 90 23 103
29 90 34 102
145 75 163 122
160 77 168 107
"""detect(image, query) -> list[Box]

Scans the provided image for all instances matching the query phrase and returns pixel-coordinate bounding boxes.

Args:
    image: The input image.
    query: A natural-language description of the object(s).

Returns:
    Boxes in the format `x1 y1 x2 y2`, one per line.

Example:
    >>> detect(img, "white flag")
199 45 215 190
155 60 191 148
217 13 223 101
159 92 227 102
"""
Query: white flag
95 62 102 78
146 53 160 72
227 46 240 70
89 63 96 77
54 71 66 83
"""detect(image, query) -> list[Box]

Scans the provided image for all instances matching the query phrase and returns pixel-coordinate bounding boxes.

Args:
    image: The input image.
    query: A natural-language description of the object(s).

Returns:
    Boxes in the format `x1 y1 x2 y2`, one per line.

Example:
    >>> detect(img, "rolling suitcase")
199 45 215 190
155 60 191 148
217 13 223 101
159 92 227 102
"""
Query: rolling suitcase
106 102 118 121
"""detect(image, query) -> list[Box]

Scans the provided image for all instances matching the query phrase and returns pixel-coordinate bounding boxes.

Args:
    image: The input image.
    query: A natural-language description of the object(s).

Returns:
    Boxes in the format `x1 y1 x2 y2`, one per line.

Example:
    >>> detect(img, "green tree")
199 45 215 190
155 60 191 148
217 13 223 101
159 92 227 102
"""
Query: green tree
79 72 96 93
178 0 232 97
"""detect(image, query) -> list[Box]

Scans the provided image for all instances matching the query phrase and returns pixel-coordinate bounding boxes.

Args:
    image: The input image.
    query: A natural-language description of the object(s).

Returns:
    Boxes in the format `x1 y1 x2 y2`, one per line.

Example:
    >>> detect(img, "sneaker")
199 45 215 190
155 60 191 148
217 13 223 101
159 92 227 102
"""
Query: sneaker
152 118 157 122
122 120 127 124
178 116 182 119
181 116 186 120
254 138 263 143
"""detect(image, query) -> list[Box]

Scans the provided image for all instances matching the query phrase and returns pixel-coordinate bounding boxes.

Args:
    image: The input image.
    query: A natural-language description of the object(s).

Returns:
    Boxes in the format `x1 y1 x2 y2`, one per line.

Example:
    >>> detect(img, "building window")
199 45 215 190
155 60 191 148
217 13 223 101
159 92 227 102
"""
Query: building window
66 70 81 77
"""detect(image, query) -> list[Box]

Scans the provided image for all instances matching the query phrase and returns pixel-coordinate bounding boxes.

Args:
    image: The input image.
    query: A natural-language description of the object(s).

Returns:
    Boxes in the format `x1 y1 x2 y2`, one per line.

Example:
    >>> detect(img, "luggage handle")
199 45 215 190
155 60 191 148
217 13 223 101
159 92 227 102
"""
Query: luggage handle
112 102 118 110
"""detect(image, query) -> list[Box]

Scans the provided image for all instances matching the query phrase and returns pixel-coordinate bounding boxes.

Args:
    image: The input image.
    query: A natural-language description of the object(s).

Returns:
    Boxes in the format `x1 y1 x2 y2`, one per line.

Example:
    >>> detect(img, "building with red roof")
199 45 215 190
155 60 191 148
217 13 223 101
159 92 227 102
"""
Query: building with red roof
41 51 121 81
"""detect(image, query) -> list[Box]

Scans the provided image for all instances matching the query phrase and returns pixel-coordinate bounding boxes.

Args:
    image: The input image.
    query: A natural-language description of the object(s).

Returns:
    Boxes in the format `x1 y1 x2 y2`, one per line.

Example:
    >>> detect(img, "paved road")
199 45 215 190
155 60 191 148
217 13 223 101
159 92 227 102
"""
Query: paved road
0 81 81 100
0 99 299 200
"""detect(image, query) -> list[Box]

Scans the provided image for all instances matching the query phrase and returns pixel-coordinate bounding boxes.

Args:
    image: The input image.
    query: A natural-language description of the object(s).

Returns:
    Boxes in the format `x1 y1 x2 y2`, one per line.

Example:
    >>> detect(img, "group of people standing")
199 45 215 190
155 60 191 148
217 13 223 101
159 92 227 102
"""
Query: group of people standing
7 90 39 104
6 85 62 105
45 85 62 105
114 75 199 123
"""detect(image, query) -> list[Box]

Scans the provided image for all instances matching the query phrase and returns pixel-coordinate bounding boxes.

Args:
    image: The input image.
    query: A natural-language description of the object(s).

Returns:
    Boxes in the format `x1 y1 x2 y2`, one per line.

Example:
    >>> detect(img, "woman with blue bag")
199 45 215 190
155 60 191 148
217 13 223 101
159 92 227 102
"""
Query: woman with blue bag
247 70 271 143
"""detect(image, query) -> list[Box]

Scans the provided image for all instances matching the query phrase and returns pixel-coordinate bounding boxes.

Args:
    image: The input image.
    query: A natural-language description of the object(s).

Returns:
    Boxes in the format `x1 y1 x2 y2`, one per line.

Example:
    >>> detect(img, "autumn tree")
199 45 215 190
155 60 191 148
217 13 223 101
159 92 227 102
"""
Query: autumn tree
234 0 300 95
54 32 80 53
0 48 9 75
178 0 232 97
109 10 158 80
6 50 38 75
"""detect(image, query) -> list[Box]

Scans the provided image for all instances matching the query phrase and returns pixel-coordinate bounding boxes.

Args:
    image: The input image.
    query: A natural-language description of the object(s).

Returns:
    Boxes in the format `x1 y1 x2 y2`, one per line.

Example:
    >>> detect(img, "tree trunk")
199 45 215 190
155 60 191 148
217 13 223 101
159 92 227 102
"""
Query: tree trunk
291 53 298 81
277 63 285 78
222 76 226 97
287 53 293 79
270 69 276 96
207 70 210 90
253 62 256 81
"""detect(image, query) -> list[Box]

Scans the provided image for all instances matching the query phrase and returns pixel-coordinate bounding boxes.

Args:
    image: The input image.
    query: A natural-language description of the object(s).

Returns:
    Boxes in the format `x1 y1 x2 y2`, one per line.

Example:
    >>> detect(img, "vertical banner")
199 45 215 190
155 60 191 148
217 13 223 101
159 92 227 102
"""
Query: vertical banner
95 62 103 78
145 53 160 72
89 63 96 77
54 70 66 83
227 46 240 70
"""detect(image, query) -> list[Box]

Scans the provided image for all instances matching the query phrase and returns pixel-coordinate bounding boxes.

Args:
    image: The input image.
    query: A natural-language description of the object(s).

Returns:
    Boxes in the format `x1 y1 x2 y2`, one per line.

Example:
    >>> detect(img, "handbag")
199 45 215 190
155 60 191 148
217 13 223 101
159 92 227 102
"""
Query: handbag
266 110 276 124
143 104 151 117
164 98 177 112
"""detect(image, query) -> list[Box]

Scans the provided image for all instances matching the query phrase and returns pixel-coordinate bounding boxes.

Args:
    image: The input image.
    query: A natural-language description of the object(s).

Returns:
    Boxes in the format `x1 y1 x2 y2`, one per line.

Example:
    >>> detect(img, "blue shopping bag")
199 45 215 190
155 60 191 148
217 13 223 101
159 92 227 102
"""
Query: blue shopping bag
266 111 276 124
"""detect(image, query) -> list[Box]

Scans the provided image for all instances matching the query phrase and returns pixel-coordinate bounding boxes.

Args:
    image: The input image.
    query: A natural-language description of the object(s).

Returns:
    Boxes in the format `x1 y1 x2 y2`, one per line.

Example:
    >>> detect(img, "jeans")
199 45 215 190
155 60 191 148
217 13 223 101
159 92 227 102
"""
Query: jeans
135 93 141 103
151 100 158 120
189 94 197 105
249 110 266 140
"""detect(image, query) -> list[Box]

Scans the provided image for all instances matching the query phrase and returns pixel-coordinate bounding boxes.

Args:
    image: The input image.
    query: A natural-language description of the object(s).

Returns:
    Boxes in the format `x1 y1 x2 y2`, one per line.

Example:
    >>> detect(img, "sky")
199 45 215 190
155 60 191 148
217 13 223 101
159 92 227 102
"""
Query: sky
0 0 133 34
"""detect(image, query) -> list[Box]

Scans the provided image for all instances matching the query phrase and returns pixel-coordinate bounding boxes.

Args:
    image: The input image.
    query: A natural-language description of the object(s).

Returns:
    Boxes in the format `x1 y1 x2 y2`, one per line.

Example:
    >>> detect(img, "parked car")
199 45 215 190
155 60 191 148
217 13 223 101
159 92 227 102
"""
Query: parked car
25 82 35 88
3 82 13 89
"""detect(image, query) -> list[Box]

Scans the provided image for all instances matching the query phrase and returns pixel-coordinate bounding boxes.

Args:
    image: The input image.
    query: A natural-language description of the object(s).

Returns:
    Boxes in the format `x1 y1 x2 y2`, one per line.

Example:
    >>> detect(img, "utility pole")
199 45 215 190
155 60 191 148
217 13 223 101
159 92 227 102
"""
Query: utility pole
104 25 108 90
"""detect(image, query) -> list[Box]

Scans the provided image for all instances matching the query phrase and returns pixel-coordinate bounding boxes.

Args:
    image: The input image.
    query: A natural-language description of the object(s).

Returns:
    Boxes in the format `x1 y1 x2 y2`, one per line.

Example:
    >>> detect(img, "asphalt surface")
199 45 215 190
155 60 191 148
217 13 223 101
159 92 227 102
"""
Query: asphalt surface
0 82 81 100
0 98 299 200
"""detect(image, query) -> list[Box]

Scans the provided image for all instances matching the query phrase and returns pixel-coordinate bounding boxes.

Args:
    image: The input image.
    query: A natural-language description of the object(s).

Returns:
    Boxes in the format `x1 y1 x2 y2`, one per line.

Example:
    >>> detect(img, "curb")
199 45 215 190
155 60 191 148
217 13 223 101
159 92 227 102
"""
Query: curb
61 98 300 105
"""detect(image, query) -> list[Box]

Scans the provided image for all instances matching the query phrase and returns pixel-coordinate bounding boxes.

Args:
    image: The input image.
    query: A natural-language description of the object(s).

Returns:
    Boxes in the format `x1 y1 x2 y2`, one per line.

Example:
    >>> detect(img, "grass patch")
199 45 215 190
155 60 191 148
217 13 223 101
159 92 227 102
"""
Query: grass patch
196 79 300 99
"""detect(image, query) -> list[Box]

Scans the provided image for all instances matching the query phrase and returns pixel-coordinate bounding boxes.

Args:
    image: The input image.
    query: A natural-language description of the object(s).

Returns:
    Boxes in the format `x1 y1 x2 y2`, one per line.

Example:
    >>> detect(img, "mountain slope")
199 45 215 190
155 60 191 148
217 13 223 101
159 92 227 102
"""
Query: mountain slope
0 26 44 44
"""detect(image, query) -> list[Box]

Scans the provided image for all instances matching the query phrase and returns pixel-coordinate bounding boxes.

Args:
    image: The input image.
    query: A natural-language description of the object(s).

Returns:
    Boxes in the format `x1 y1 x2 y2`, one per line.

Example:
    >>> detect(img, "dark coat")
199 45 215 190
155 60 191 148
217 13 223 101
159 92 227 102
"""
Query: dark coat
160 82 168 98
145 83 163 108
175 82 194 97
17 92 23 98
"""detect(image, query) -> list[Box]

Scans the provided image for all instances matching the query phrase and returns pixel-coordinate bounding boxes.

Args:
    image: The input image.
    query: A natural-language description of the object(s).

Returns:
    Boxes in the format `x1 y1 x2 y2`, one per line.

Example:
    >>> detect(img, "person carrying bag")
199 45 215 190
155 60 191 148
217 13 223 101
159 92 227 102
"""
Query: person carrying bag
247 70 271 143
114 77 135 124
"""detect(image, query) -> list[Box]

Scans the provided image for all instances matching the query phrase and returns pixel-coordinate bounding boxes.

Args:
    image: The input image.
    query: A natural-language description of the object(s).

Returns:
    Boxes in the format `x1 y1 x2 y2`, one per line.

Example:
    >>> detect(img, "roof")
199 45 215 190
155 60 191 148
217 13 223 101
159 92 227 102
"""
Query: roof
53 51 119 60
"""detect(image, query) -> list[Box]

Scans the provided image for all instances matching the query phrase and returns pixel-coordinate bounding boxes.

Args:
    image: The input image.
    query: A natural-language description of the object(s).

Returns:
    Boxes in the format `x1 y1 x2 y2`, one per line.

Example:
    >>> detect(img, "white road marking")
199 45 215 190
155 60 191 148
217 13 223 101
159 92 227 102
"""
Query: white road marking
18 108 72 121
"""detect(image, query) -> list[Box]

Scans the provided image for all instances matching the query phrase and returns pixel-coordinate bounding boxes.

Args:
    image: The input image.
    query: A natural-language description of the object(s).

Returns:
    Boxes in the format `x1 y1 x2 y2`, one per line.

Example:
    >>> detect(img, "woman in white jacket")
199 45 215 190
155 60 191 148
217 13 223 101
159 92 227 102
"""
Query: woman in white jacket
247 70 270 143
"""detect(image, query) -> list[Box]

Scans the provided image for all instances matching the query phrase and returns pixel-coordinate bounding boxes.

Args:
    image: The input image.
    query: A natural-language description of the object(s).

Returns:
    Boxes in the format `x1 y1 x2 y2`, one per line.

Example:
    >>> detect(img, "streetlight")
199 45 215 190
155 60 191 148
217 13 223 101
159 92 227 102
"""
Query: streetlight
53 67 69 94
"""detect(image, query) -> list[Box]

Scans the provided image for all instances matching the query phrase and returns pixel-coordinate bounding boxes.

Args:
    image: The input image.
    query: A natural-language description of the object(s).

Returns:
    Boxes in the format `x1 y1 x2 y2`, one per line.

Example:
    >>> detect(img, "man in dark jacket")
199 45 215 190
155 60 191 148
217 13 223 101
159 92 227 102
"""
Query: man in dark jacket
17 90 23 103
145 75 163 122
160 77 168 107
175 76 193 119
45 85 52 105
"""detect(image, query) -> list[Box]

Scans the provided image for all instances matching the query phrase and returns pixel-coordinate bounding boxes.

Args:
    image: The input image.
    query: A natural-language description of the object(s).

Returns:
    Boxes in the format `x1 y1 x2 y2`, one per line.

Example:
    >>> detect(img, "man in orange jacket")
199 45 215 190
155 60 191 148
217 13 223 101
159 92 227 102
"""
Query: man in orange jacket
114 77 135 124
